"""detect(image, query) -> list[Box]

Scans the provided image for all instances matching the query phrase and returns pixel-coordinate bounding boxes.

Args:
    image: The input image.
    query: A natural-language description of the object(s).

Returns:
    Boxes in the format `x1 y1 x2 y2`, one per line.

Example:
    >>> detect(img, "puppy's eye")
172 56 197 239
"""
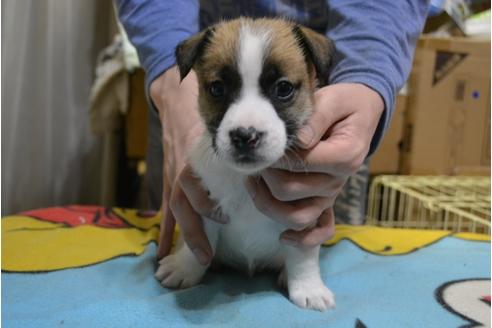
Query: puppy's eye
274 80 294 101
209 81 225 97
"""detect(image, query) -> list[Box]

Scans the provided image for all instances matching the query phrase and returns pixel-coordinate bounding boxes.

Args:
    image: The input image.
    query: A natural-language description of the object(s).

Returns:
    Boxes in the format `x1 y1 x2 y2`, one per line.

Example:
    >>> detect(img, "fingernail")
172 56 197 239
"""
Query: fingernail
192 248 210 265
298 125 314 148
280 236 298 247
244 177 257 200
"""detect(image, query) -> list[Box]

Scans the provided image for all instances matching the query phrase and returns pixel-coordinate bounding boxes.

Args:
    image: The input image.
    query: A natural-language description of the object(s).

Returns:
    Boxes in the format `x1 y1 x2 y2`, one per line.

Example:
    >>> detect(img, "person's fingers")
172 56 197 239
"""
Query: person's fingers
297 83 383 150
169 184 212 265
179 164 228 223
296 88 348 149
279 208 336 247
302 133 366 174
272 132 365 175
261 168 344 201
244 177 330 230
157 206 176 259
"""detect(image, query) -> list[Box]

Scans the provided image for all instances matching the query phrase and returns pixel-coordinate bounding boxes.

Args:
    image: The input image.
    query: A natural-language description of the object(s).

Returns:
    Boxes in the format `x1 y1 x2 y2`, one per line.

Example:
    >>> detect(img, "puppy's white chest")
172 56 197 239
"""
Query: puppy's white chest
190 141 284 272
217 190 284 273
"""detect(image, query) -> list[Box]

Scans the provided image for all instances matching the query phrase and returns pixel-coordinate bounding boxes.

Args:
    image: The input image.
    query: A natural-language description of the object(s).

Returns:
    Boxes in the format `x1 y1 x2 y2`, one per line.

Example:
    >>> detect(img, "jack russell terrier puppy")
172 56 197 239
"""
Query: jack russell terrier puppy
155 17 335 311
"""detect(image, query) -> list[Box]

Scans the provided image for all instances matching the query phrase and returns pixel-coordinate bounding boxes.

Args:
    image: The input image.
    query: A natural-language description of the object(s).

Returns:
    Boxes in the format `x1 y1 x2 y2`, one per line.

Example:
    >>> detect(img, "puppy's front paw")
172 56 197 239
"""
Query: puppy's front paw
155 253 206 289
288 279 335 311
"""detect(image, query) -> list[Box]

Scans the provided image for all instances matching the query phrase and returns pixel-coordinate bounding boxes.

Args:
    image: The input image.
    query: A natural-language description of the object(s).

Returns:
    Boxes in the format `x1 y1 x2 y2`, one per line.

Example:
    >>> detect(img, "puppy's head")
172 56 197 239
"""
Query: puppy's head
176 18 333 174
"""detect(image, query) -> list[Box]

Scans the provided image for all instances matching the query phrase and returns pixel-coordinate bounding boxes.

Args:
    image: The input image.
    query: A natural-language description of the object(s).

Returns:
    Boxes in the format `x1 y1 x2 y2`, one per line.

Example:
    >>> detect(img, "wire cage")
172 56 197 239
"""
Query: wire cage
366 175 491 235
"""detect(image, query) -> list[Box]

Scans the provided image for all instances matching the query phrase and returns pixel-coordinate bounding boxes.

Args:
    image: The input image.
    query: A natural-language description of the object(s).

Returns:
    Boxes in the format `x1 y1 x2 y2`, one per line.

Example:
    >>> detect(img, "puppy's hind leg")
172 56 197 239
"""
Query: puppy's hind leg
284 245 335 311
155 220 220 289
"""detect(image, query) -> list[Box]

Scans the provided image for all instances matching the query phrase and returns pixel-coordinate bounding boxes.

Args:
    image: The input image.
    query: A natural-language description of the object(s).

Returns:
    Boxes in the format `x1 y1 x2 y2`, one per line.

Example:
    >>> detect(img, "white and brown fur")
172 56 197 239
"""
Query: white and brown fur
155 18 335 311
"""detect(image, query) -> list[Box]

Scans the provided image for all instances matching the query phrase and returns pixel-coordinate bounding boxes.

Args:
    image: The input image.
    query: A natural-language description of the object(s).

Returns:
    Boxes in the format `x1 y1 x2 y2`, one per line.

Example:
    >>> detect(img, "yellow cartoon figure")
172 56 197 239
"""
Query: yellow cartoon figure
2 205 488 272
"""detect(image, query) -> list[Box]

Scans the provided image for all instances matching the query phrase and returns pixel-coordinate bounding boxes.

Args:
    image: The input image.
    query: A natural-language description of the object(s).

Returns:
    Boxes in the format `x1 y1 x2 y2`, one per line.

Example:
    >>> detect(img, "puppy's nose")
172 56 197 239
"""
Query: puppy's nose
229 127 264 152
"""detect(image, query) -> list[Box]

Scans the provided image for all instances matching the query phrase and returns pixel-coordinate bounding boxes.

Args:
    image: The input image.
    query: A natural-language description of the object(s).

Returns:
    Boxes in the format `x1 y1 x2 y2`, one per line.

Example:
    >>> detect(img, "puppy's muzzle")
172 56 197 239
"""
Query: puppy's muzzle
229 127 265 155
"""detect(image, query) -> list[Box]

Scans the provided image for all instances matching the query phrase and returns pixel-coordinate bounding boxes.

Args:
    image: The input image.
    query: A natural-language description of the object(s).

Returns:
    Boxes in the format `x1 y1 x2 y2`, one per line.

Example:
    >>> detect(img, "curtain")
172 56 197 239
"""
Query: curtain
2 0 114 215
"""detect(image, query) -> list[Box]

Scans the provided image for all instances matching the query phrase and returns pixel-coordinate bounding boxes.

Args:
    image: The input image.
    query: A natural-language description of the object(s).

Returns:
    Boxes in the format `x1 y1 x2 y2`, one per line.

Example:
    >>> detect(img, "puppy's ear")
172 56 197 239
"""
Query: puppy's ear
175 28 214 81
293 25 334 86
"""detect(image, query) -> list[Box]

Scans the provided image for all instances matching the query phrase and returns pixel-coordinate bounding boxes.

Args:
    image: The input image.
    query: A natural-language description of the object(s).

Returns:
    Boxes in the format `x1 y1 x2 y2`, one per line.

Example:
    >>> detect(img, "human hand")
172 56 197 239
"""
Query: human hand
150 67 227 262
245 83 384 247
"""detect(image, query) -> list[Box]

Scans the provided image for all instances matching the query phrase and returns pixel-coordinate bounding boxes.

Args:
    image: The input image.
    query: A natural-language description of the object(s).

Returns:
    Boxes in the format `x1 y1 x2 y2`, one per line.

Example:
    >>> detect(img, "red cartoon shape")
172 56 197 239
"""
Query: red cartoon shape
20 206 130 228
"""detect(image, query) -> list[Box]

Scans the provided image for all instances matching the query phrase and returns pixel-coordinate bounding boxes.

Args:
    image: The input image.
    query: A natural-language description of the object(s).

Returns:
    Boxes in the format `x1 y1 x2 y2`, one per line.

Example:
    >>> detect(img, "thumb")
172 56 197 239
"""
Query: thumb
297 89 341 149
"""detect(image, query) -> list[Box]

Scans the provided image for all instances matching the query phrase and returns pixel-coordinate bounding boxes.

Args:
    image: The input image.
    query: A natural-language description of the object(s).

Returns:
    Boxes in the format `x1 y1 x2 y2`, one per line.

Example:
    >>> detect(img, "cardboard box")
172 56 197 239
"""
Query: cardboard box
400 36 490 175
369 93 407 174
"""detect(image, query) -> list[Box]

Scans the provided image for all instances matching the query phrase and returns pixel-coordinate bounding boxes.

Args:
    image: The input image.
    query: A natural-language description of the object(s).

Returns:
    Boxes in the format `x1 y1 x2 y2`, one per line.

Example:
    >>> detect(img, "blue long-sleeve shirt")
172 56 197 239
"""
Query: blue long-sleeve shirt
116 0 428 154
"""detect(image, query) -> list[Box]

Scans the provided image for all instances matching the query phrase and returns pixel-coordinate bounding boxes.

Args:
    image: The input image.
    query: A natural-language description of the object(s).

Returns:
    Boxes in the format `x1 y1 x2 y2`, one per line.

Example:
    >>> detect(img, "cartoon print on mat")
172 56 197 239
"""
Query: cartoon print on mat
1 206 490 272
436 278 491 327
2 206 161 272
21 206 132 228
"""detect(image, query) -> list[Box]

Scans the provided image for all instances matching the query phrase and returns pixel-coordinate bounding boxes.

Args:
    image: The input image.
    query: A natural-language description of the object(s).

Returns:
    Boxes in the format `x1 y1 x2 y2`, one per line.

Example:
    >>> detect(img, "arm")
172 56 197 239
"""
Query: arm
248 1 429 245
117 1 223 261
326 0 428 154
116 0 200 90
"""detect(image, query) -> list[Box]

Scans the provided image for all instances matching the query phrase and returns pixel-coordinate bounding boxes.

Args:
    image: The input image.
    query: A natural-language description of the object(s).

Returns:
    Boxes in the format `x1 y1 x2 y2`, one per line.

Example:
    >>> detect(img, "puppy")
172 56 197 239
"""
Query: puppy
155 18 335 311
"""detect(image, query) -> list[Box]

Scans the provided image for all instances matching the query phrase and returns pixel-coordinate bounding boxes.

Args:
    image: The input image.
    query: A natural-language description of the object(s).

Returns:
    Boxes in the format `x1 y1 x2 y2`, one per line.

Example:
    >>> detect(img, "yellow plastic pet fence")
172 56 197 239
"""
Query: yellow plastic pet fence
367 176 491 235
